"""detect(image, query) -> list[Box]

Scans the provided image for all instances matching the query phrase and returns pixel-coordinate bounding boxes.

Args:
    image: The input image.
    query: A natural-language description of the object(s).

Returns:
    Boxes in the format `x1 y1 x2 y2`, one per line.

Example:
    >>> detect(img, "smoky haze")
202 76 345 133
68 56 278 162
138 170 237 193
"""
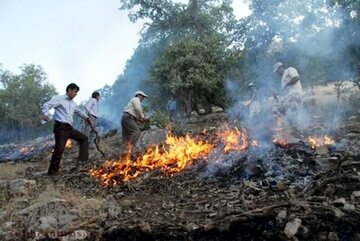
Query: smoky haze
224 0 357 144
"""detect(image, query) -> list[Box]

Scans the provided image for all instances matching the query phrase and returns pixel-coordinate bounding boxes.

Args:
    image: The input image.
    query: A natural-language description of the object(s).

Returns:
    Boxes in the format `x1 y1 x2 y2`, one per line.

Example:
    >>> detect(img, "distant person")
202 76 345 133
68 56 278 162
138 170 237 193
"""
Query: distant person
82 91 100 148
273 62 303 125
42 83 92 176
246 82 261 118
166 96 178 122
121 91 149 149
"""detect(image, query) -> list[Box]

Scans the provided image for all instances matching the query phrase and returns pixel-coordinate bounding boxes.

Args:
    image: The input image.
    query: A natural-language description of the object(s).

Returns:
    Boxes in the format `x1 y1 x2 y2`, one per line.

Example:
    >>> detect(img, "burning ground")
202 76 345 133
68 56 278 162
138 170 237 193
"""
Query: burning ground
1 91 360 240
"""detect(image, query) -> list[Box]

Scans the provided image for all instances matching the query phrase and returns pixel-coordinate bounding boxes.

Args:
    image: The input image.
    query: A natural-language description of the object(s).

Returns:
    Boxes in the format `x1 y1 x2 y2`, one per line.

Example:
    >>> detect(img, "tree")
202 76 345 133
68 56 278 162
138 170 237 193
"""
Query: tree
114 0 241 116
328 0 360 88
0 64 57 143
150 35 230 117
234 0 351 93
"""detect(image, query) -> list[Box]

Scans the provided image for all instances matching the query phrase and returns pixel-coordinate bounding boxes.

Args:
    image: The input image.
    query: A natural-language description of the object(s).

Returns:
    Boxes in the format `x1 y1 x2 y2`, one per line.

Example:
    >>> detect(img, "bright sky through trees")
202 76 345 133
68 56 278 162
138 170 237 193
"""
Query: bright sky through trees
0 0 250 102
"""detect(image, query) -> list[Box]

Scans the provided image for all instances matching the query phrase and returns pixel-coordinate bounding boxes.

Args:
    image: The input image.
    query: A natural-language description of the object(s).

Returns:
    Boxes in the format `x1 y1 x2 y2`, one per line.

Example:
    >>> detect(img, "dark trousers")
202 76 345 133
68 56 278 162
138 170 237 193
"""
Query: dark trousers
121 113 141 149
169 110 176 121
48 121 88 175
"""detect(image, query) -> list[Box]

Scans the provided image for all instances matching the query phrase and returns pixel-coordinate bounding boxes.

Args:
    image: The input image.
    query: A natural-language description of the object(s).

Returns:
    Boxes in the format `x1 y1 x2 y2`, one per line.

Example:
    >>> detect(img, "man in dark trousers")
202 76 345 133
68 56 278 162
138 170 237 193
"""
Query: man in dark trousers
42 83 92 176
82 91 100 148
121 90 149 150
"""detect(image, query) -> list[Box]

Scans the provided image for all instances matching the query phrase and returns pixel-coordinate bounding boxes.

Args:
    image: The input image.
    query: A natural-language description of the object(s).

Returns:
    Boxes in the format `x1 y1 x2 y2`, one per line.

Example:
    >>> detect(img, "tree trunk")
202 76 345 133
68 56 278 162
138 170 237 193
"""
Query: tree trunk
201 100 212 115
183 90 192 118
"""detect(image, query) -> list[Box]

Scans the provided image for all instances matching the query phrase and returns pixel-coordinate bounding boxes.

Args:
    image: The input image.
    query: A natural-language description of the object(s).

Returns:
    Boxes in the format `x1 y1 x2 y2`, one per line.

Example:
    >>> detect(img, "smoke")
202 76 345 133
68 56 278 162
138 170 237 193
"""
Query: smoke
99 44 162 128
231 0 358 141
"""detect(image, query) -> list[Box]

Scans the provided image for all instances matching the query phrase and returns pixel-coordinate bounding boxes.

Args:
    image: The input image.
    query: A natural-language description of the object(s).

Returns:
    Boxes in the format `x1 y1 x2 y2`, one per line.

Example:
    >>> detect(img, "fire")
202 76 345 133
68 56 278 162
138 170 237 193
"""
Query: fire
65 140 73 148
216 124 249 153
20 146 34 154
273 137 289 146
307 135 335 149
90 132 213 185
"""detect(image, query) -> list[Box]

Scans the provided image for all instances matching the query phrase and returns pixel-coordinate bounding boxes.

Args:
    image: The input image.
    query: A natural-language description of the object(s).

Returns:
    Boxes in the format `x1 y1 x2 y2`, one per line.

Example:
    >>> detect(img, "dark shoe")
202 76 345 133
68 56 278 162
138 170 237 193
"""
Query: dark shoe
47 170 58 176
47 171 60 182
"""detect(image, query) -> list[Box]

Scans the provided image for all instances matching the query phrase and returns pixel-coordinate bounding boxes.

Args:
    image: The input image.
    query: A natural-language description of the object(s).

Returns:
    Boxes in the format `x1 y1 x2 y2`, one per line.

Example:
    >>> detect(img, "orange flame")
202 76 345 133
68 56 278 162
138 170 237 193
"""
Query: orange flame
273 137 289 146
90 132 213 185
20 146 34 154
216 124 249 153
307 135 335 149
65 140 73 148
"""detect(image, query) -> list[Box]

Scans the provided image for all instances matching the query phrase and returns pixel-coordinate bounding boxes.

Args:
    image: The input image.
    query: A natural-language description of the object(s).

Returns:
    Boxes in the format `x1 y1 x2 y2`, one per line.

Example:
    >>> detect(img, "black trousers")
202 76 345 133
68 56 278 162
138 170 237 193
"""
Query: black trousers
48 121 88 175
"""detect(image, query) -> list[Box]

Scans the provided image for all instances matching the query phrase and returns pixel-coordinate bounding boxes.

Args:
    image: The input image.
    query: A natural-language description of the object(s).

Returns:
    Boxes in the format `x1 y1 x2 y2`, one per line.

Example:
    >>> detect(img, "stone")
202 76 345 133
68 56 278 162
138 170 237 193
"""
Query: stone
276 210 287 225
8 179 36 196
351 191 360 199
133 129 167 154
58 214 78 227
38 216 58 231
284 218 302 238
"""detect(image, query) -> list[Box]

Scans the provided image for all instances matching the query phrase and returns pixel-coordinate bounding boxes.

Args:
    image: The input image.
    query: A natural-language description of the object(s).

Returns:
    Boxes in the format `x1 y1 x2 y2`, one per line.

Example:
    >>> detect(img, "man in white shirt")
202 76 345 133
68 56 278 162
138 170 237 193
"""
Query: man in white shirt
82 91 100 148
273 62 303 117
42 83 92 176
121 91 149 149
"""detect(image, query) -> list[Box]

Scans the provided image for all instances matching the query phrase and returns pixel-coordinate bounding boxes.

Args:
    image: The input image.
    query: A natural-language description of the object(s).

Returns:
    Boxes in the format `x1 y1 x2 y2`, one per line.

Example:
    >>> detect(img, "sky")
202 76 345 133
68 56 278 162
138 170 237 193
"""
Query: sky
0 0 250 103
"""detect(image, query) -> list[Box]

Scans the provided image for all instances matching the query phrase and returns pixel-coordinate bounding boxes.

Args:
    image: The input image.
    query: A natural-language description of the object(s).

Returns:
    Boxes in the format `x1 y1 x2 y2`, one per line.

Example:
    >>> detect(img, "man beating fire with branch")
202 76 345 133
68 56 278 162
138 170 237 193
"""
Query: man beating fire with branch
120 90 149 153
273 62 303 126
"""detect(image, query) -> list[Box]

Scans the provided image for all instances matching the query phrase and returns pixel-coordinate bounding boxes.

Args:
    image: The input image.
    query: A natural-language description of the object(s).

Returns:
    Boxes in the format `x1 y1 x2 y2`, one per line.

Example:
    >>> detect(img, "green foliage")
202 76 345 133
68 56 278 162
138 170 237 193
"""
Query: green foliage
149 109 170 128
108 0 360 121
0 64 57 143
149 35 232 116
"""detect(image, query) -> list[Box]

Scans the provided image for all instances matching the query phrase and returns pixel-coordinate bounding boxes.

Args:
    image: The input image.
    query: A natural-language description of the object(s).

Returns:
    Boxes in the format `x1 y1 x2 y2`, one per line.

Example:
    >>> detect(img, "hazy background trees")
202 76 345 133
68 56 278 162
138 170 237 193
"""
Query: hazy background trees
0 64 56 144
100 0 360 123
1 0 359 144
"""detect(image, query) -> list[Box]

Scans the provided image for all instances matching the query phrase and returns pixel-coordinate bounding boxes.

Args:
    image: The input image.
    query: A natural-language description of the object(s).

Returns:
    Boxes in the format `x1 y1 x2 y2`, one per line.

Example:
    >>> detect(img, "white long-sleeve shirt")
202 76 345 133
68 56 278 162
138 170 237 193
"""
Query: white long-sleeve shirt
84 97 98 118
42 94 88 126
123 97 145 120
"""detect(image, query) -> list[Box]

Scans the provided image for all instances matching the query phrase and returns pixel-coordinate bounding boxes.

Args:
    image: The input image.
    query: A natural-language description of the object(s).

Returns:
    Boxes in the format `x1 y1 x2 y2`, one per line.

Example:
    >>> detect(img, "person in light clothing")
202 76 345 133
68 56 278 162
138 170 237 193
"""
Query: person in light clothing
246 82 261 118
121 91 149 148
42 83 92 176
273 62 303 114
82 91 100 148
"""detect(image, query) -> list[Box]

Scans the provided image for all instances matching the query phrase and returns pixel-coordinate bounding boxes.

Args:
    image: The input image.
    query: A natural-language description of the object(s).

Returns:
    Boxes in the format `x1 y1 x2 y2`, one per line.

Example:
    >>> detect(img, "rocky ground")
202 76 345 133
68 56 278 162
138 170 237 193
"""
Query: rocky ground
1 86 360 241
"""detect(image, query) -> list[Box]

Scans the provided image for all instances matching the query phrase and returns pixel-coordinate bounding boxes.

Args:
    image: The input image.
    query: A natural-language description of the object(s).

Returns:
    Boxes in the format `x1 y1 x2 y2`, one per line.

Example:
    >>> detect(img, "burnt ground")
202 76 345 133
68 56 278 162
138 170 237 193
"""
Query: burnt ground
1 95 360 241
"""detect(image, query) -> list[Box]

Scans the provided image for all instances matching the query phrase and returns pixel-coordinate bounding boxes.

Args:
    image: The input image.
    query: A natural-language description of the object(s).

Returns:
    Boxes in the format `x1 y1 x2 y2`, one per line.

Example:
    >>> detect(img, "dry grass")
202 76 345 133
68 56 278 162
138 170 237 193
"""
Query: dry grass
0 162 29 179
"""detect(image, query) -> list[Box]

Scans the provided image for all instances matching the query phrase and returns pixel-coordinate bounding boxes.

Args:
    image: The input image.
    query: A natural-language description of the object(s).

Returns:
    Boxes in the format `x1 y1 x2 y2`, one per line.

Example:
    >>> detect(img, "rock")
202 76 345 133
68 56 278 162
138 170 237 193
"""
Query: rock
342 203 355 211
58 214 78 227
185 222 200 231
8 179 36 196
351 191 360 199
328 232 339 241
284 218 302 238
333 208 345 218
38 216 58 231
276 210 287 225
133 129 166 153
333 197 346 207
